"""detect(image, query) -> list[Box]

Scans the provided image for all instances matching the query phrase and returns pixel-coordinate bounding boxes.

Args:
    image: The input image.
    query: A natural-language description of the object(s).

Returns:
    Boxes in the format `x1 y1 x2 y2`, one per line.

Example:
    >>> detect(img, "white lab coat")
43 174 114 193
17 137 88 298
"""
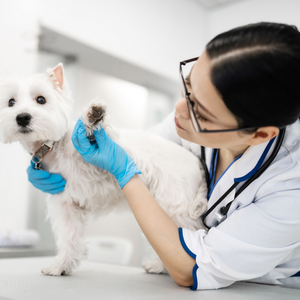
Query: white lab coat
148 110 300 290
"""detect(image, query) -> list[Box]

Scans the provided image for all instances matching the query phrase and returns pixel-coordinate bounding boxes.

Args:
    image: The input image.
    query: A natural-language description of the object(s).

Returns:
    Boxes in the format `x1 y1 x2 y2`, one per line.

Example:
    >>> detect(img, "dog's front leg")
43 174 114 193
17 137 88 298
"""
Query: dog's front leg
41 196 89 276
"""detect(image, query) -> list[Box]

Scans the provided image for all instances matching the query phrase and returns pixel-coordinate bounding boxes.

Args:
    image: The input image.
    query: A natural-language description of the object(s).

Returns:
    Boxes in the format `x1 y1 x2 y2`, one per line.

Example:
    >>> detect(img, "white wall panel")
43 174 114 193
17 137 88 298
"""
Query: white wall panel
39 0 208 82
208 0 300 41
0 0 40 230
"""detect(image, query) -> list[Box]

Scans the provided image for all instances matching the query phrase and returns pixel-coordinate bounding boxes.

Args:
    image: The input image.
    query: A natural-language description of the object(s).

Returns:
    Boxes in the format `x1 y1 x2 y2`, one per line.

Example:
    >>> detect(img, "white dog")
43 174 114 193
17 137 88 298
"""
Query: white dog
0 64 208 276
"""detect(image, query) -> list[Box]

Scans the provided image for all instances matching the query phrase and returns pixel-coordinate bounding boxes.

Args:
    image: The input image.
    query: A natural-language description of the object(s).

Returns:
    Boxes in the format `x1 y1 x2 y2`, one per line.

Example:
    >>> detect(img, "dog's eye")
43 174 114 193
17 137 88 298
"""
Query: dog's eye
8 99 15 107
37 96 46 104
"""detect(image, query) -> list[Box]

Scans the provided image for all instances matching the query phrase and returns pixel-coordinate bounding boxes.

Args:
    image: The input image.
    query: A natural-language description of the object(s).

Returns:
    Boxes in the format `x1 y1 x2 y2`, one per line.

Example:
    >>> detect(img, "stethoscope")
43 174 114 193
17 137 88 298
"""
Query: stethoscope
199 127 286 230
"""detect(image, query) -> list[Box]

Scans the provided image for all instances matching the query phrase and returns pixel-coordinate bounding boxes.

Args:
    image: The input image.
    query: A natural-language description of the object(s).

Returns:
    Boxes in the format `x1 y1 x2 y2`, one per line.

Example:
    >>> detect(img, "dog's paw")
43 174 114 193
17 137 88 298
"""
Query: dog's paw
87 105 106 127
81 100 108 141
81 98 117 140
41 259 75 276
143 258 168 274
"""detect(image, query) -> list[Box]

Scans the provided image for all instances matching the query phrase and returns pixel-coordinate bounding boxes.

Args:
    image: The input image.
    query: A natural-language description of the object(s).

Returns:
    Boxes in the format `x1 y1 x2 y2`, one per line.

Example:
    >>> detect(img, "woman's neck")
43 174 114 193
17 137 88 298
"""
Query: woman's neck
220 144 250 162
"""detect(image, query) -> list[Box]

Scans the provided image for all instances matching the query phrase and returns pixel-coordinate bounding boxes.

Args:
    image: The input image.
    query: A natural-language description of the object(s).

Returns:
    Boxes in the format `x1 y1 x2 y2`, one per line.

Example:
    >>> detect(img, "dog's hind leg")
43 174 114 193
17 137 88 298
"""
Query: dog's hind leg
41 196 90 276
143 254 168 275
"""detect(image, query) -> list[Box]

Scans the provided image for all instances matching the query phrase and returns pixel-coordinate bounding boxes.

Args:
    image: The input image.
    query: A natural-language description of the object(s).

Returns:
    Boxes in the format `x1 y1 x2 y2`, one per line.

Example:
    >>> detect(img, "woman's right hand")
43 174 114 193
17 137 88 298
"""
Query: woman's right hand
27 160 66 195
71 118 141 189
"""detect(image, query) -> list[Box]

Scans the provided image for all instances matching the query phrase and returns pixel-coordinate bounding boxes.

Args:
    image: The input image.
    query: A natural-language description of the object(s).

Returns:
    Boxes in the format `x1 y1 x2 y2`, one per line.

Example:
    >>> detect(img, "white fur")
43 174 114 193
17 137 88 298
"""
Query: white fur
0 65 208 276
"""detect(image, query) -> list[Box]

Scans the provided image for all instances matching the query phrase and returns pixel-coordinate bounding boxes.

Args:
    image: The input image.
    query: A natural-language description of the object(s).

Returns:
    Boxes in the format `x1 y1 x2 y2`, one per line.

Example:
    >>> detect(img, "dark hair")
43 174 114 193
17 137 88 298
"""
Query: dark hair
206 21 300 134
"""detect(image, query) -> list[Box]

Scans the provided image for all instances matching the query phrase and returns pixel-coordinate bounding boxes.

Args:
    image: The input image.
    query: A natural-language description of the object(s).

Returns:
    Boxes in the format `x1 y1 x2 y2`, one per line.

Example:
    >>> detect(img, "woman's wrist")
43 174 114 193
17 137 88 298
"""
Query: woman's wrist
117 161 142 189
122 173 140 191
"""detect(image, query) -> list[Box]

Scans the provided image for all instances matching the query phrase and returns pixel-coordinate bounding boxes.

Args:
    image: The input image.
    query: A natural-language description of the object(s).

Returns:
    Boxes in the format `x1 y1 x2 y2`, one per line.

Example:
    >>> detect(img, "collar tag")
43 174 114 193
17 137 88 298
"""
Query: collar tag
30 140 55 170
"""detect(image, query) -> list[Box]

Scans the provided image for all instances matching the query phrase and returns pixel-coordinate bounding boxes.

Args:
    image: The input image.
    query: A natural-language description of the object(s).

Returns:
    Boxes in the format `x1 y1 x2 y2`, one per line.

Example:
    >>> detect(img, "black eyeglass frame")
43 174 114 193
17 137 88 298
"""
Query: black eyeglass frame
179 57 265 133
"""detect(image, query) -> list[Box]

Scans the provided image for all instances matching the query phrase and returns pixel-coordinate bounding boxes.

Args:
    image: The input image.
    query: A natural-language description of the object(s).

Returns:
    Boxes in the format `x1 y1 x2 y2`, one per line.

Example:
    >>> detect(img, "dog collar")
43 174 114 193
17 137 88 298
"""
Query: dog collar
30 140 55 170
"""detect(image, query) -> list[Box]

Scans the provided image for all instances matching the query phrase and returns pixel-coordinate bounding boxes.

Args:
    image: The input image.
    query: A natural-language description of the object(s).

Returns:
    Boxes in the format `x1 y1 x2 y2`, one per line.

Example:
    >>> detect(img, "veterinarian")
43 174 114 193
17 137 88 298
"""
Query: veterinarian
28 22 300 290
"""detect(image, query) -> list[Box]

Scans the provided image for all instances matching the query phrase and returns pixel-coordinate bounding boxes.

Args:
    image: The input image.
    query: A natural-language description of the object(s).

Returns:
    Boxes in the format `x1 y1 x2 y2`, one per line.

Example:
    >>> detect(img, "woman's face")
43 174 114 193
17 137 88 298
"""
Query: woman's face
175 50 255 155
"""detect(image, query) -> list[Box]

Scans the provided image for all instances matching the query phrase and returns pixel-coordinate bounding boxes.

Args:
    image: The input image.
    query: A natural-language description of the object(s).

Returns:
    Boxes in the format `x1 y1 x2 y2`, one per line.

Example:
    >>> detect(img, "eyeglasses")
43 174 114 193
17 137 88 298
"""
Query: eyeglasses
179 57 260 133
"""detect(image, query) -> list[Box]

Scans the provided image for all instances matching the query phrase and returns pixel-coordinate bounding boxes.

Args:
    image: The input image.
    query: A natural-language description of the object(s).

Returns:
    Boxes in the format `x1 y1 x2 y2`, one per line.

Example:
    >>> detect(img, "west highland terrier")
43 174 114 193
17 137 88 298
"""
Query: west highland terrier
0 64 207 276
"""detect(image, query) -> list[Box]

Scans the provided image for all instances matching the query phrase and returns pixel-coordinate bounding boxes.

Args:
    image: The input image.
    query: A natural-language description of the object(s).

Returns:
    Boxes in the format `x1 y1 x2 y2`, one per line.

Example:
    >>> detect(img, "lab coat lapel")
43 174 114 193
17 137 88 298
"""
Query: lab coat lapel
205 146 213 169
205 136 277 227
205 158 238 226
234 136 277 183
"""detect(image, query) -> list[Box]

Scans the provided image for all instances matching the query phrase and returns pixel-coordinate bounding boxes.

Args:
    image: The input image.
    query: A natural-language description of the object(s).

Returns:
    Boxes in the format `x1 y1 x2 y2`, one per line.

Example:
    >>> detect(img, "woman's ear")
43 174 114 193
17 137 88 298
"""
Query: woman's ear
247 126 279 146
46 63 64 90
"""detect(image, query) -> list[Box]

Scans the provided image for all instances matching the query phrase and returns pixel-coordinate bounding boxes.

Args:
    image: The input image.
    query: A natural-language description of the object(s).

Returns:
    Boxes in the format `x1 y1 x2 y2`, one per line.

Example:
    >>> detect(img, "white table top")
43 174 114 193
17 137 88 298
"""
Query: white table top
0 256 299 300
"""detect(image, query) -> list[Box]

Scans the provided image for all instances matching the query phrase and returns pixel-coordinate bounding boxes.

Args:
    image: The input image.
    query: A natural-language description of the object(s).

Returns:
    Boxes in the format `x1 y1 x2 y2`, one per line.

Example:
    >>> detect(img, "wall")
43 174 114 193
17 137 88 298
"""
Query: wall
0 0 40 230
39 0 208 82
0 0 207 264
208 0 300 40
1 0 299 258
1 0 299 266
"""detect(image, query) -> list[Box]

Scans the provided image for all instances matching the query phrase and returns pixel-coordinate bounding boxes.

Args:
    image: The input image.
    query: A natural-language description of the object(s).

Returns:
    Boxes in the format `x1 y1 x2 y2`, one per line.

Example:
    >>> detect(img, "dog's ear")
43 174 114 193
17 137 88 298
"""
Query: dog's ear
46 63 64 90
52 63 64 88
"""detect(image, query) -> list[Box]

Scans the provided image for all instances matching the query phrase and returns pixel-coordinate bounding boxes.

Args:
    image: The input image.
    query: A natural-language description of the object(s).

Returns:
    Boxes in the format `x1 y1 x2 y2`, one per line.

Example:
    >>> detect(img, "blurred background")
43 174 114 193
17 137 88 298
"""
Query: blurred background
0 0 299 267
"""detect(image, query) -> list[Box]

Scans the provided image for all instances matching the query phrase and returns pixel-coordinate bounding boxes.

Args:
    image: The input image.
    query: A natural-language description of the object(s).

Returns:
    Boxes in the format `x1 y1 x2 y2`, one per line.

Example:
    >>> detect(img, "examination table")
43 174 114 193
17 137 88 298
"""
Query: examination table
0 256 299 300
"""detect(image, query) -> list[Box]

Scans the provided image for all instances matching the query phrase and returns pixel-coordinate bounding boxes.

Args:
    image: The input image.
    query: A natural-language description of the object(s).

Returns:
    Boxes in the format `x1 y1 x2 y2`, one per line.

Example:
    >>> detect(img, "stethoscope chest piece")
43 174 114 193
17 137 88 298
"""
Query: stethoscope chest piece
210 207 227 227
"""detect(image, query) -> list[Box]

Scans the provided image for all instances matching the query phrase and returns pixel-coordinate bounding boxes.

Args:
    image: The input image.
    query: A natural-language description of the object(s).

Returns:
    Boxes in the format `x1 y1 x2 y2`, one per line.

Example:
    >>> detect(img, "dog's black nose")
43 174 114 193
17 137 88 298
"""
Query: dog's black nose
16 113 32 127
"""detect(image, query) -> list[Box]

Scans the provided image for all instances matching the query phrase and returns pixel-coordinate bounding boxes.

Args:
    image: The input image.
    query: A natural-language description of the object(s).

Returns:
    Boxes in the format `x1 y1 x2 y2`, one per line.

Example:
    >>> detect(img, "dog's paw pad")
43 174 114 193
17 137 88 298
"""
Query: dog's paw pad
87 105 105 125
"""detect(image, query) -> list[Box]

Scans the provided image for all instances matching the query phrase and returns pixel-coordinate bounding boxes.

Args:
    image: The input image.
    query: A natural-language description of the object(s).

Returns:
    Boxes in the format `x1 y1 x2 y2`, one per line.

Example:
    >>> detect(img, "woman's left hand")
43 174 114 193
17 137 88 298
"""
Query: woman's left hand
71 118 142 189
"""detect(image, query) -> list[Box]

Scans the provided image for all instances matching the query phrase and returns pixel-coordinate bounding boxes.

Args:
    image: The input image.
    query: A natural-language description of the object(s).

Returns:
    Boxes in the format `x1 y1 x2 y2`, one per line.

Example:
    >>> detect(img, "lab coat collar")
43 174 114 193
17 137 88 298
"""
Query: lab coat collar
204 133 278 186
233 118 300 181
203 120 300 227
233 137 276 182
204 131 278 227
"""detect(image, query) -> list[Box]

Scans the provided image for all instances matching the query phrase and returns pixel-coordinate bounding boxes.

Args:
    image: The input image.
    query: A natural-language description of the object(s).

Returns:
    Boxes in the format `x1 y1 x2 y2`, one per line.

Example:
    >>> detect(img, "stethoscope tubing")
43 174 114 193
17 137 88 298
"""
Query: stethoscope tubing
200 127 286 229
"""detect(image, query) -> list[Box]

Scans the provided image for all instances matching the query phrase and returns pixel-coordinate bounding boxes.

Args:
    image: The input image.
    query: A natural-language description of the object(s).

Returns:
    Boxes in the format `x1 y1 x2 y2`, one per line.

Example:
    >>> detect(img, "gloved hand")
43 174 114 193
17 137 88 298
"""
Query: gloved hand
27 160 66 194
71 118 141 189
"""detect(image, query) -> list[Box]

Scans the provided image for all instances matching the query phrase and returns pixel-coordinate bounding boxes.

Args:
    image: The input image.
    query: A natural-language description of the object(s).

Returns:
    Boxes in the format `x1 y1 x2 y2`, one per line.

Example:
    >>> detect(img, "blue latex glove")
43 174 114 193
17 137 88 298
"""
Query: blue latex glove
71 118 141 189
27 160 66 194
